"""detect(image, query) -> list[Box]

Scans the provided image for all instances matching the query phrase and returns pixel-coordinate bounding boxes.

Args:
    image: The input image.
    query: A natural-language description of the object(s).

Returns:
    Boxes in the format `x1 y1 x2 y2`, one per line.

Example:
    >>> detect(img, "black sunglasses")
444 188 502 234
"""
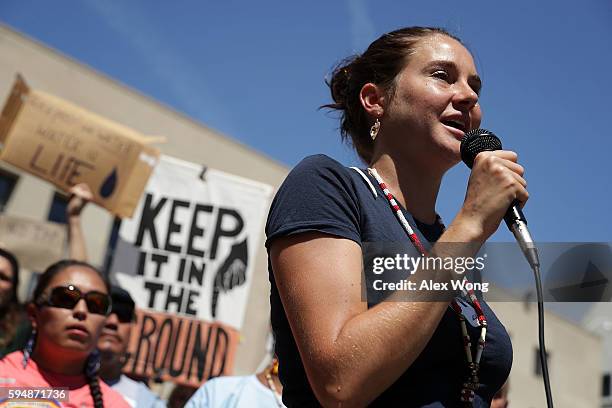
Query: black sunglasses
111 301 135 323
37 285 112 316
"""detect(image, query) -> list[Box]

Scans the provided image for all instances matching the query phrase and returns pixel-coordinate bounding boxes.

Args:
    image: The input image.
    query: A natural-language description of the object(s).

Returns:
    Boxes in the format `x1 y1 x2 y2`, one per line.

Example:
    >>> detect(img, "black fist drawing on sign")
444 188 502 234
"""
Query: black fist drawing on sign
211 238 248 318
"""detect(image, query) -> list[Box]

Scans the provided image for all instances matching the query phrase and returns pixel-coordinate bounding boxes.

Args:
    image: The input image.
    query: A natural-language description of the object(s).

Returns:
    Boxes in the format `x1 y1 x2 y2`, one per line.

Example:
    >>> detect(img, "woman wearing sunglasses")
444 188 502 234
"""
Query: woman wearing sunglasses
0 259 130 408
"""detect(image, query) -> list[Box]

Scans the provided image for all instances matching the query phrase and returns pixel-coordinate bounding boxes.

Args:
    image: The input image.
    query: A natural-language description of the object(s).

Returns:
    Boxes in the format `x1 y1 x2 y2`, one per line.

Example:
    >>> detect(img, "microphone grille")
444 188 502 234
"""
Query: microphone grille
460 128 502 168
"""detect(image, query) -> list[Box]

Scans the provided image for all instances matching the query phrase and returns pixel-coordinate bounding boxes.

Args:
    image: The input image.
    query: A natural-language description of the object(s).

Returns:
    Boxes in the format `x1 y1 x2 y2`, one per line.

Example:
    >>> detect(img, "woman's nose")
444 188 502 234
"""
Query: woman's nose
72 298 89 320
104 312 120 330
453 81 479 111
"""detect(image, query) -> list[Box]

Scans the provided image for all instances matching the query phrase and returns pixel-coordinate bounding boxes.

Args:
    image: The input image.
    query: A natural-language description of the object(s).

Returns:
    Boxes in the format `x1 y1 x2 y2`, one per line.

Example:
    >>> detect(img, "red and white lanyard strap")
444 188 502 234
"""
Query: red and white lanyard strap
367 167 487 405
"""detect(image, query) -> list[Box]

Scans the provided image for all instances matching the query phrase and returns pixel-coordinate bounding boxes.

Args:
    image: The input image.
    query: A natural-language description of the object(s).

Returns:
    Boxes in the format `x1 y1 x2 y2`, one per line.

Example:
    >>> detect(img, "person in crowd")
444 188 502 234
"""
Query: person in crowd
0 259 130 407
0 247 29 358
0 183 94 360
98 284 166 407
185 356 284 408
64 183 165 406
266 27 520 406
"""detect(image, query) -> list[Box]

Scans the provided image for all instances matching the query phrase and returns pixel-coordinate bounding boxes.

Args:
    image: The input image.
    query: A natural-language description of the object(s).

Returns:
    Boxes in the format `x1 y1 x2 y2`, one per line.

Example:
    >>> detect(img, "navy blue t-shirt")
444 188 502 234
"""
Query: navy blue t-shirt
265 154 512 407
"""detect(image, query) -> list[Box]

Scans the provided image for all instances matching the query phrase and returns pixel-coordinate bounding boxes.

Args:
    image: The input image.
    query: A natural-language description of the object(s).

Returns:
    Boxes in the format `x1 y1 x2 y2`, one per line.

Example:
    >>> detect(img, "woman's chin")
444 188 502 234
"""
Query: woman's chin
435 142 462 169
58 338 94 355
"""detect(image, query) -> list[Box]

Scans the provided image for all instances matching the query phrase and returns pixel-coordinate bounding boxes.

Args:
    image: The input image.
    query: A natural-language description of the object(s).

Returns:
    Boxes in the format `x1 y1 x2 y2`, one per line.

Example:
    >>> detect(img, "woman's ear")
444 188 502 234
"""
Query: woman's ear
359 83 385 118
26 303 38 330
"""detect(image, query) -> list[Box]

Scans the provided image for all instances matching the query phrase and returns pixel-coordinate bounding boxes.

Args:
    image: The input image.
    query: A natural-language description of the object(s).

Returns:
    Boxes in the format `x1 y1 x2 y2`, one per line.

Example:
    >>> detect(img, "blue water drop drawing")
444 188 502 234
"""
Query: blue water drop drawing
99 167 118 198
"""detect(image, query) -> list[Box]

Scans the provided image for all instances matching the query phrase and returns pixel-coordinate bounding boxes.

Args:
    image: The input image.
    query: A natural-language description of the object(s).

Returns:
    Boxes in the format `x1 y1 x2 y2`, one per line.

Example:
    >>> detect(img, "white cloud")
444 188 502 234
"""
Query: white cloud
82 1 231 127
346 0 376 51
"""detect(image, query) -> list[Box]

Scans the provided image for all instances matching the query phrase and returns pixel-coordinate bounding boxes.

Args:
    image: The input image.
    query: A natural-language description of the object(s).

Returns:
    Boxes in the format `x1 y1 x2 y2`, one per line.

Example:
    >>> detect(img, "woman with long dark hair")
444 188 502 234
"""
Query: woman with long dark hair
266 27 521 407
0 260 130 407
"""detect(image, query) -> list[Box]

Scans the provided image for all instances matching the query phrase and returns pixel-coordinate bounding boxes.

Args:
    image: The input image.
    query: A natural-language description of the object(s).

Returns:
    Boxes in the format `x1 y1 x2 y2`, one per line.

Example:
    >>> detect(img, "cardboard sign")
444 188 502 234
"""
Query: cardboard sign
109 155 273 386
126 310 239 385
0 215 66 271
0 75 160 218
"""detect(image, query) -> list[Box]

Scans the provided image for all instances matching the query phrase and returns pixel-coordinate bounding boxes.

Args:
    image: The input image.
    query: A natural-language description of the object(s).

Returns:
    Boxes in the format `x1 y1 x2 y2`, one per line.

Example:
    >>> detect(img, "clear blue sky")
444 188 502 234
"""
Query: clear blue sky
1 0 611 245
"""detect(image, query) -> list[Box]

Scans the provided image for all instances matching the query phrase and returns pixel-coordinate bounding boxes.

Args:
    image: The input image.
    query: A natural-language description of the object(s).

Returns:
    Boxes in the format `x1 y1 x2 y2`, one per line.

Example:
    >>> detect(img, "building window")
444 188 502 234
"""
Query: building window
0 169 19 212
534 347 550 376
47 191 69 224
604 373 611 397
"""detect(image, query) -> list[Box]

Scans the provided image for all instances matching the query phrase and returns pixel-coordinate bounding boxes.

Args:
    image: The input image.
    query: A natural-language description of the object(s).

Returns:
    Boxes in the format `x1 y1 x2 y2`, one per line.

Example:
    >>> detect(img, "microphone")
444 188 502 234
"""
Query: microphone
460 128 540 269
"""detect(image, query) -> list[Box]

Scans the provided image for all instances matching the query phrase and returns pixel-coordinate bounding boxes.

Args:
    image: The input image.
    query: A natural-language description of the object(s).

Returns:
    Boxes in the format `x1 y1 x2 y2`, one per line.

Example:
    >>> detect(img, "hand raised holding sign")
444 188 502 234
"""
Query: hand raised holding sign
67 183 93 262
67 183 94 218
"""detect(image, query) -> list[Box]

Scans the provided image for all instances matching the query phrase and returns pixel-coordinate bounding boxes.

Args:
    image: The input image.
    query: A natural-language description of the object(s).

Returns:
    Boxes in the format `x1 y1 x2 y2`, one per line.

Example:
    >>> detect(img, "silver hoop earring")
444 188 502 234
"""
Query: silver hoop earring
370 118 381 141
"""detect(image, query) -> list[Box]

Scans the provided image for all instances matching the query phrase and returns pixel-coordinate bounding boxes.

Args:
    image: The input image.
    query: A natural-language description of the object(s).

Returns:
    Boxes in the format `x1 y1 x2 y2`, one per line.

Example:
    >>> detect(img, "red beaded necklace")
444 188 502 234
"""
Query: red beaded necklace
367 167 488 406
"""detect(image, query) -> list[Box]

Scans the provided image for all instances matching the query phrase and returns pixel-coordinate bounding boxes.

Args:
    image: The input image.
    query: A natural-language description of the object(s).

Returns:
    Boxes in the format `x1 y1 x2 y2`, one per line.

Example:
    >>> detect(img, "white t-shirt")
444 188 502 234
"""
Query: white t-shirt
185 375 285 408
108 374 166 408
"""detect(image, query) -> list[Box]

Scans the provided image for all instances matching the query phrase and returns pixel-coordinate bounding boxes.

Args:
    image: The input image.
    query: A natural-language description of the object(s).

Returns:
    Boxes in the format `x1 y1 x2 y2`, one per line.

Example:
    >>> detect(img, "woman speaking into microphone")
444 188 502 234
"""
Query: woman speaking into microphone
265 27 525 407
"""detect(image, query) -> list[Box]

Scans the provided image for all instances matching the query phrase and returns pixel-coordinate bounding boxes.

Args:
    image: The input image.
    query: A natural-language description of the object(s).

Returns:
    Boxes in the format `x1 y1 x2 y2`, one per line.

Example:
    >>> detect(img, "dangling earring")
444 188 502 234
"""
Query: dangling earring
370 118 381 141
272 357 279 376
85 349 101 377
22 328 36 368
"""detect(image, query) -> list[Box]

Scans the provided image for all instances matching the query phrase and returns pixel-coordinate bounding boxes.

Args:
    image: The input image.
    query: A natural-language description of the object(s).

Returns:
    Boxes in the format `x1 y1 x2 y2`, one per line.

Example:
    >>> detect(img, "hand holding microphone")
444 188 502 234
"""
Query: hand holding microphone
460 149 528 240
460 128 539 268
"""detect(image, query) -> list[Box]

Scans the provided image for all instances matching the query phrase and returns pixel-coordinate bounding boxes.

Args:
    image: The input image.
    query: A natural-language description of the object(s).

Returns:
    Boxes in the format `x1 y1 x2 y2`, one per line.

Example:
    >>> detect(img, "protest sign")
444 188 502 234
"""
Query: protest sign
0 75 160 218
0 214 66 271
127 310 236 386
109 155 273 386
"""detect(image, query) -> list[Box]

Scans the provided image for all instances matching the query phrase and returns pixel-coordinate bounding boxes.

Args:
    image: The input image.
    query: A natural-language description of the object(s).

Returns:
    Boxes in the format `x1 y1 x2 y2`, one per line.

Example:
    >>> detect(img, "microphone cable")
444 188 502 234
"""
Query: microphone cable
533 262 554 408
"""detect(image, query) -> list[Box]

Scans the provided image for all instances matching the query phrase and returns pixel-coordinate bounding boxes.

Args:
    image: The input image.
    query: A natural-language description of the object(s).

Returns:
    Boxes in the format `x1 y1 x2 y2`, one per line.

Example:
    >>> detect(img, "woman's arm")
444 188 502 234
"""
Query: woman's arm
270 220 482 407
66 183 93 262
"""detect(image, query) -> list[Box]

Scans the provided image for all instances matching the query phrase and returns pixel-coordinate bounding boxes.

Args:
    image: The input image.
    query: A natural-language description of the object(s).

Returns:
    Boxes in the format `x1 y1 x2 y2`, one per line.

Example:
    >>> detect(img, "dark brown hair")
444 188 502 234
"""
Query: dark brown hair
322 26 462 163
32 260 110 408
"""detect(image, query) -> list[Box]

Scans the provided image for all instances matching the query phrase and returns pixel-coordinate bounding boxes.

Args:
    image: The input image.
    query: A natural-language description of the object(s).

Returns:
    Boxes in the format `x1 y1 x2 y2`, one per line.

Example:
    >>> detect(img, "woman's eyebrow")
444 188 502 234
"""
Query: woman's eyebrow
425 59 456 69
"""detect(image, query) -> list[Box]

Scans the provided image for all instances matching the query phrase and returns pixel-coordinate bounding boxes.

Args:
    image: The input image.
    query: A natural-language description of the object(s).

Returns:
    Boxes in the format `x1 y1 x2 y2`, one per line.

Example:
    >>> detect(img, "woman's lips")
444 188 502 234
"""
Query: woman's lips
99 330 121 343
66 324 90 338
442 123 466 141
